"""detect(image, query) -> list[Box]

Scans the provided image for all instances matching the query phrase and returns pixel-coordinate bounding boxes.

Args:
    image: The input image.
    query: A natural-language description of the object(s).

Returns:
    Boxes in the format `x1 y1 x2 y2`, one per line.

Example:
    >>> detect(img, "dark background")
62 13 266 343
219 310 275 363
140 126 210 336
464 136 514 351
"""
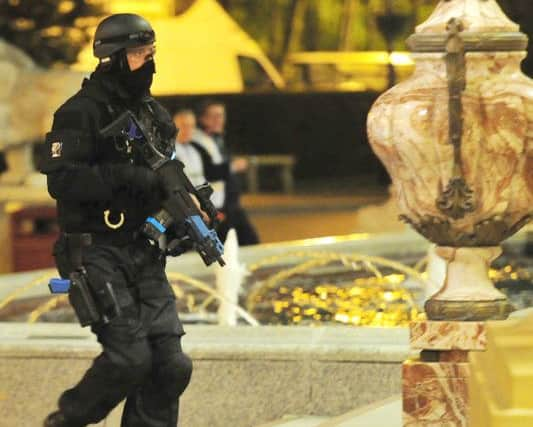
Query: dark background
158 92 380 181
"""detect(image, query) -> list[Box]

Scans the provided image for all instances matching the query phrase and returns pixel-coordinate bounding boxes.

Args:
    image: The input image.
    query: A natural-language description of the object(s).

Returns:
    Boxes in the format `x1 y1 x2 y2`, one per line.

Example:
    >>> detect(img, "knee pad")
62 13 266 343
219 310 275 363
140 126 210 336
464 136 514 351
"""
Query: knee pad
95 350 152 386
156 352 193 399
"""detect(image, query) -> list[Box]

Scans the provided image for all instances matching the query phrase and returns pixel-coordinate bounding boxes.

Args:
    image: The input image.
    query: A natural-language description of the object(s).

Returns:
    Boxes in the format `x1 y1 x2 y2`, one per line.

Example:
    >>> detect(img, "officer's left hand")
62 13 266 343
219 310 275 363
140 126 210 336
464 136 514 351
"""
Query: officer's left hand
190 193 210 224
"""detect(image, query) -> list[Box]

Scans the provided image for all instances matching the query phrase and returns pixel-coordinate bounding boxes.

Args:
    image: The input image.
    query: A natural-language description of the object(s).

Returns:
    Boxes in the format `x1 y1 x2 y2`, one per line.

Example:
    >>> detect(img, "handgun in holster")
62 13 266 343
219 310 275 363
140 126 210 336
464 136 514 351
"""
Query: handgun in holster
48 234 121 327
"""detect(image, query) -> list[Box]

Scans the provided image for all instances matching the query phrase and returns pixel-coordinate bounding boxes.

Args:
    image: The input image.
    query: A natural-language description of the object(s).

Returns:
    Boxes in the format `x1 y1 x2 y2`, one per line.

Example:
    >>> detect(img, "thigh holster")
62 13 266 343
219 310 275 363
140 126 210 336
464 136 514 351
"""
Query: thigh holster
63 233 122 327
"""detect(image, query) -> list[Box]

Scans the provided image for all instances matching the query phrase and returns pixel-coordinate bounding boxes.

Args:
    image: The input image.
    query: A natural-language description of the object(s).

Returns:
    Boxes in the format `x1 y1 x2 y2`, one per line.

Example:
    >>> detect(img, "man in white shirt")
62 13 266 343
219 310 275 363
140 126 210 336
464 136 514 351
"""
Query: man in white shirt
173 109 224 210
192 99 259 245
173 109 205 184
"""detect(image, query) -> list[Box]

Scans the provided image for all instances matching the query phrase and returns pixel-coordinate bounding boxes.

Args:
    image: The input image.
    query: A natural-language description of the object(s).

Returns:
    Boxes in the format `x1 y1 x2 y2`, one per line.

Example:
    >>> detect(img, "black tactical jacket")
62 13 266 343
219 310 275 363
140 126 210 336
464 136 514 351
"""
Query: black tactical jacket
40 71 176 233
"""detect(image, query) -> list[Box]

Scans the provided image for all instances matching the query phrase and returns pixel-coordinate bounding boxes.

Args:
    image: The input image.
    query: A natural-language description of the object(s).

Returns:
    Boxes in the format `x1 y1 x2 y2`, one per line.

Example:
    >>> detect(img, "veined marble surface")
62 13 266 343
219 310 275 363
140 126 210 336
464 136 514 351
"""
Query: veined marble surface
410 320 486 351
368 51 533 238
432 246 507 301
403 360 469 427
416 0 519 33
368 0 533 244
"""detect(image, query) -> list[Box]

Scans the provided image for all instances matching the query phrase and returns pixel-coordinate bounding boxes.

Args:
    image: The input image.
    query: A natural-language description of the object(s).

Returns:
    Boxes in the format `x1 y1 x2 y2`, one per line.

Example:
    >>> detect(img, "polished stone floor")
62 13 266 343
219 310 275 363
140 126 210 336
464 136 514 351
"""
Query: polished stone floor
256 396 401 427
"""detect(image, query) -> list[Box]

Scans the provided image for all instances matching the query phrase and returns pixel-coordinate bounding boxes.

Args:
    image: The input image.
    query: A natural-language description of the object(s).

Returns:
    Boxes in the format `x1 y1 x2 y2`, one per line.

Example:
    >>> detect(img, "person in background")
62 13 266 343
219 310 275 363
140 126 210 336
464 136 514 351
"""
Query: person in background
192 99 259 246
173 108 225 213
173 110 206 185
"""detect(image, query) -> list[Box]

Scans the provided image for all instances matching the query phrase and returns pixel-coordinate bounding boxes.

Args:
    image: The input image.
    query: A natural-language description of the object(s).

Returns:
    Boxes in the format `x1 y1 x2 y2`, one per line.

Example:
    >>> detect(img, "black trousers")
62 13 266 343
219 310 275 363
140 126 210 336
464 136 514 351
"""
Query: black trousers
217 205 259 246
52 235 193 427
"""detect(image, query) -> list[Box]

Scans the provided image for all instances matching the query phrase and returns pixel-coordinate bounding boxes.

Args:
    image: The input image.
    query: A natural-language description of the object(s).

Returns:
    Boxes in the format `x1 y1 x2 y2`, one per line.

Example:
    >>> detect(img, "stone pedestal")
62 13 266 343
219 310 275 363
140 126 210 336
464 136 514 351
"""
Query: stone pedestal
403 320 487 426
425 247 512 321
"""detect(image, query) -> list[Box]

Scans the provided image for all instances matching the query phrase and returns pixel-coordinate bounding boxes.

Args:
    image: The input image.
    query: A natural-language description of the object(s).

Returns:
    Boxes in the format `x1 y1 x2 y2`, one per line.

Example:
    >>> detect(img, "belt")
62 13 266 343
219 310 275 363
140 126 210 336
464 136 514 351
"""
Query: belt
63 230 142 247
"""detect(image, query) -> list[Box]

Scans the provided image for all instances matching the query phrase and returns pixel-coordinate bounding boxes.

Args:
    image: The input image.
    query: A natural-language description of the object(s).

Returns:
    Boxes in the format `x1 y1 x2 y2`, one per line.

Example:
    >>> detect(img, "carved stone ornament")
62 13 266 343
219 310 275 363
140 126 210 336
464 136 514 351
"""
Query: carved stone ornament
367 0 533 248
367 0 533 320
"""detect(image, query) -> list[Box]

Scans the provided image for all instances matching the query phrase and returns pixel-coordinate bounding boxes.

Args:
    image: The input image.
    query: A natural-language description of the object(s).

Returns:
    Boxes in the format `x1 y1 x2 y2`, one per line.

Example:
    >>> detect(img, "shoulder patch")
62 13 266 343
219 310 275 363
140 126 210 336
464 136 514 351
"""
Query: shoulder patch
51 141 63 158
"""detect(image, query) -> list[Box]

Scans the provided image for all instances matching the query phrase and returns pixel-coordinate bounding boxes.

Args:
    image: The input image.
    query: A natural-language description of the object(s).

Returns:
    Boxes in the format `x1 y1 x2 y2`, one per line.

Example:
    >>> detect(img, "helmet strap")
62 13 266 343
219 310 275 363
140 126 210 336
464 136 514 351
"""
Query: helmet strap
97 50 128 73
98 56 113 72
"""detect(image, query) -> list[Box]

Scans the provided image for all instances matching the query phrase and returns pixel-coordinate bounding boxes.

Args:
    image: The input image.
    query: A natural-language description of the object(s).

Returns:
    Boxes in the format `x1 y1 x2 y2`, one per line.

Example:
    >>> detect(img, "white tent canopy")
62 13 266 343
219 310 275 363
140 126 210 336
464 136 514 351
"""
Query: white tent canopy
72 0 284 95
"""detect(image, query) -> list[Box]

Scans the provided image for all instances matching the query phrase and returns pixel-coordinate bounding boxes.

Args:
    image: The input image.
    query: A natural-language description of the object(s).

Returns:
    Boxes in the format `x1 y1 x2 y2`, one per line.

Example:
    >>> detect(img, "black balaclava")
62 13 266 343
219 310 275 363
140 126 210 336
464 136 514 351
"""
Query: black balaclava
95 49 155 100
120 58 155 98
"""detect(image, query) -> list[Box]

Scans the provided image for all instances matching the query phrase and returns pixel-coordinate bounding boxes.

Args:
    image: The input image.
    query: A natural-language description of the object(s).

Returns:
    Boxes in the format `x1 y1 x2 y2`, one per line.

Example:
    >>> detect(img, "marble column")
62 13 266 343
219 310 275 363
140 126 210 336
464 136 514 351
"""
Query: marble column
403 320 487 426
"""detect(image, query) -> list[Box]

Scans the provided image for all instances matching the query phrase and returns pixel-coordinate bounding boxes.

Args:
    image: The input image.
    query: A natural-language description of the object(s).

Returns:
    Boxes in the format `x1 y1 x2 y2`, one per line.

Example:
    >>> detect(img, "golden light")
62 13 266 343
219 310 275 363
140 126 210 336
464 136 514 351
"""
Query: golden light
58 1 75 14
389 52 414 66
41 26 63 37
13 18 35 30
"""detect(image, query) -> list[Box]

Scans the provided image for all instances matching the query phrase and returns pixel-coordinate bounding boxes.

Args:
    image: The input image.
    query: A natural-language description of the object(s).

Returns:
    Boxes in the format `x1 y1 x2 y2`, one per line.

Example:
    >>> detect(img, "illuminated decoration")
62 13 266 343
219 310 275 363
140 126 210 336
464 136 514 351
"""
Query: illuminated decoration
253 276 422 327
286 51 414 92
244 251 422 326
72 0 285 94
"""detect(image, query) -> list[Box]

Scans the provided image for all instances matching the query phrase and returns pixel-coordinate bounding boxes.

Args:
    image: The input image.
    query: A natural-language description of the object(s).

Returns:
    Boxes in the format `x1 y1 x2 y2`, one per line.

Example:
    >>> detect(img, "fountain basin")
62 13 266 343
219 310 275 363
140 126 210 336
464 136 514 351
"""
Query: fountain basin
0 323 409 427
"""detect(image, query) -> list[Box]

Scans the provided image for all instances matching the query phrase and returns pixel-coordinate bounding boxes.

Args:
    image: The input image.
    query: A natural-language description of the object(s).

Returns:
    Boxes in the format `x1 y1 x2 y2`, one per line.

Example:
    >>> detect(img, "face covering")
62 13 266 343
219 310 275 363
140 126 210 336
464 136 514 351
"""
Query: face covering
121 59 155 98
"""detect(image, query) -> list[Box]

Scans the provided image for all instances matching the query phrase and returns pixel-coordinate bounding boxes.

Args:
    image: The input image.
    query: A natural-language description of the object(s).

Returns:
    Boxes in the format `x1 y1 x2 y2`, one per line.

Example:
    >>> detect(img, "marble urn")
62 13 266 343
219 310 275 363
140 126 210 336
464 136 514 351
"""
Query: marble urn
367 0 533 320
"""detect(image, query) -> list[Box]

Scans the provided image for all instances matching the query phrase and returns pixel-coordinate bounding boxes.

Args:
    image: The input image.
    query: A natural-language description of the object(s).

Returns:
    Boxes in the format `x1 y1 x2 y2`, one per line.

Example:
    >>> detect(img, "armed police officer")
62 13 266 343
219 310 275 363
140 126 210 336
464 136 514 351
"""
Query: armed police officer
40 14 195 427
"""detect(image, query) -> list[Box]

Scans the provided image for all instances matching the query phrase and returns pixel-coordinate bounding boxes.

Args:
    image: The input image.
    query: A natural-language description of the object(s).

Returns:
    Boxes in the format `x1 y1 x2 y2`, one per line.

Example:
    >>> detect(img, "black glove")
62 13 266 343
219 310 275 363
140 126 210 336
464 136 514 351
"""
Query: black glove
166 237 194 257
165 223 193 257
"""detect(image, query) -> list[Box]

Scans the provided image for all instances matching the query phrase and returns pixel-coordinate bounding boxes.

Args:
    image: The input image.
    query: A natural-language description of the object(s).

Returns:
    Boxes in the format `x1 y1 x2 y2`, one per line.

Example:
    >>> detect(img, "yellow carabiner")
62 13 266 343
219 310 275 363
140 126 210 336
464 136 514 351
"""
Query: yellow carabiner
103 209 125 230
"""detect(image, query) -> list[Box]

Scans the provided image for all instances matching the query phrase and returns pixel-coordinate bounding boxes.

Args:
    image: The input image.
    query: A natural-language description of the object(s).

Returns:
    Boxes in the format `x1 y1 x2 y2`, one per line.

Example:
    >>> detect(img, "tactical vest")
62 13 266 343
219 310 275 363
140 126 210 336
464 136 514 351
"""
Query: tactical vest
43 74 175 233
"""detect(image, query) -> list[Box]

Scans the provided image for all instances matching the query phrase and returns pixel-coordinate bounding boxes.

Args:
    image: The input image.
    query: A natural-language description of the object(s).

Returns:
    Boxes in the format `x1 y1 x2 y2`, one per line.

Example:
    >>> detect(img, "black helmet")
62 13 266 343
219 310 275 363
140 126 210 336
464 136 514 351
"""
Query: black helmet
93 13 155 60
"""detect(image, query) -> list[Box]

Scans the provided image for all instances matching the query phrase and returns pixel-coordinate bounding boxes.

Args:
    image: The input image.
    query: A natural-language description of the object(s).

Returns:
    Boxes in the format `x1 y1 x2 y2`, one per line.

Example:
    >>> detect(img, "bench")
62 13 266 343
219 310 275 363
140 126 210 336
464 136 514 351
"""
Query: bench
244 155 296 193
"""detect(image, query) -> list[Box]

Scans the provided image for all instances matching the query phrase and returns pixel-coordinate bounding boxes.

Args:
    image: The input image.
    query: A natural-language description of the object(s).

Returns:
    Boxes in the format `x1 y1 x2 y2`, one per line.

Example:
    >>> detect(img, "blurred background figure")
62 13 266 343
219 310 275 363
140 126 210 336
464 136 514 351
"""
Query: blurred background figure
193 99 260 246
173 109 208 188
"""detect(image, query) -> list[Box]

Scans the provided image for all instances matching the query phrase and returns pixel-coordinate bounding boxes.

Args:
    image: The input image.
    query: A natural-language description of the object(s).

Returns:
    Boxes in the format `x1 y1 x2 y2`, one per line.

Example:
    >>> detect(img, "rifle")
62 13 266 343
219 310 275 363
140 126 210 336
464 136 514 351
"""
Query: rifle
100 110 225 267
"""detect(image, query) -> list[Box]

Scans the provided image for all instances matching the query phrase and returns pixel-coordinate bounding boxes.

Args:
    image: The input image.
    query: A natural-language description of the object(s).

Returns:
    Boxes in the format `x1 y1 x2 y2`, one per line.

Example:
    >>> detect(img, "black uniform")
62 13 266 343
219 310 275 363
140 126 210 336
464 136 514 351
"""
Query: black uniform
41 69 192 426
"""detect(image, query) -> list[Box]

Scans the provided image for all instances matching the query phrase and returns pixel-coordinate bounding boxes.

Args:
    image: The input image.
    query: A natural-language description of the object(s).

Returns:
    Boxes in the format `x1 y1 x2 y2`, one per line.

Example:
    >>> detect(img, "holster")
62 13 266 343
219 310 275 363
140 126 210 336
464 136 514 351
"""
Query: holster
65 233 122 327
68 269 101 327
